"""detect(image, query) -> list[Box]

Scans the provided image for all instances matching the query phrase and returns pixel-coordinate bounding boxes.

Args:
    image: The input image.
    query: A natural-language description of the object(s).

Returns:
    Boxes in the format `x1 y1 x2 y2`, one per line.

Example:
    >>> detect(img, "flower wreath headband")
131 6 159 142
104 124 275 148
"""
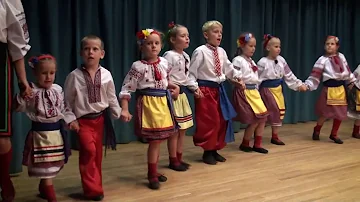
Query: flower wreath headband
28 54 56 69
237 33 253 47
136 28 161 45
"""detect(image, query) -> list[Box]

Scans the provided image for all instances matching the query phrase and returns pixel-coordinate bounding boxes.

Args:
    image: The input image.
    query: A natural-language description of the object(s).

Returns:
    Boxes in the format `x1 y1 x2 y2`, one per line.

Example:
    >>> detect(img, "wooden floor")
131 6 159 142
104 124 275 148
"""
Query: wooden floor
13 121 360 202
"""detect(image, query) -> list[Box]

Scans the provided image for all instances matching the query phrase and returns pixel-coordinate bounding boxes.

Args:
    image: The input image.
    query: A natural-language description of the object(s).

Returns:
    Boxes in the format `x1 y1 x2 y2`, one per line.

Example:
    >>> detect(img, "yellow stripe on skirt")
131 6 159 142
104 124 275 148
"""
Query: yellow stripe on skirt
327 86 347 106
142 95 174 131
33 130 64 163
356 89 360 111
244 89 268 115
268 85 286 120
173 93 193 129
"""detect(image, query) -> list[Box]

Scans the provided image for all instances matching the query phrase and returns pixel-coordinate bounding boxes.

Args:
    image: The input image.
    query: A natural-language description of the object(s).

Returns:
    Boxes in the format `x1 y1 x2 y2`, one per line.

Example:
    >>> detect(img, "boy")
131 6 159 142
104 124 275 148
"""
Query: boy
0 0 32 201
64 35 122 201
187 20 244 165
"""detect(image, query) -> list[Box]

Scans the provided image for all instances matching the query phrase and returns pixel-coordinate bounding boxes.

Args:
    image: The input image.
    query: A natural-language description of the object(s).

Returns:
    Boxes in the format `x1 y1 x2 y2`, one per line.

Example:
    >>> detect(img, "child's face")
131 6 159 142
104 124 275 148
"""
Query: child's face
80 39 105 67
267 38 281 58
242 38 256 57
324 38 339 55
171 27 190 50
204 25 223 47
141 33 162 59
34 61 56 89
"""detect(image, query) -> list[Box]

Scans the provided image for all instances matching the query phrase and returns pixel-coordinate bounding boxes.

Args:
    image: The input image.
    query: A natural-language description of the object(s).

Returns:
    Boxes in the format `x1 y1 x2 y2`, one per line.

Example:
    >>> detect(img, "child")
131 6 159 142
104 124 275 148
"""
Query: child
64 35 122 201
163 22 193 171
347 64 360 138
14 54 79 202
187 20 244 165
119 28 180 190
0 1 33 201
231 33 269 154
305 35 355 144
258 34 307 145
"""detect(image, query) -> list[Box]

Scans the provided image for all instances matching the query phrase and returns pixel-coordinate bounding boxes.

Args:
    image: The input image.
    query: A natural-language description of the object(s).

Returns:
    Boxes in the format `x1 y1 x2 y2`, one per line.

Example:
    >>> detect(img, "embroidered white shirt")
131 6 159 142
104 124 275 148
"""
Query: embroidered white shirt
257 55 303 91
187 45 242 90
64 66 122 119
0 0 31 61
119 57 170 99
15 83 76 124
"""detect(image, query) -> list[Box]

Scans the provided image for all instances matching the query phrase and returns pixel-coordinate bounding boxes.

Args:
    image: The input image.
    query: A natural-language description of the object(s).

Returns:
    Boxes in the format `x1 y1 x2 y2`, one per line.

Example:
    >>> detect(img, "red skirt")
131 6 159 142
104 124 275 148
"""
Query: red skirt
259 87 283 126
315 87 347 120
232 87 268 124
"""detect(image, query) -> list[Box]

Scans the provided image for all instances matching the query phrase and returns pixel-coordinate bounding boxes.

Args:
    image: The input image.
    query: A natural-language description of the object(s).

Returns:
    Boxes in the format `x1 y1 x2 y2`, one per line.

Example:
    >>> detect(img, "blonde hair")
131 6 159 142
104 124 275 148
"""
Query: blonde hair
81 35 104 50
202 20 223 32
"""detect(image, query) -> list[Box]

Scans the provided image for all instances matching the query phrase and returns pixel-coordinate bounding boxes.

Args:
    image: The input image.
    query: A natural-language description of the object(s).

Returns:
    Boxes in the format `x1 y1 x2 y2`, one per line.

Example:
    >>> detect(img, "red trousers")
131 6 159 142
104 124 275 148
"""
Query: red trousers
193 86 227 151
78 115 104 197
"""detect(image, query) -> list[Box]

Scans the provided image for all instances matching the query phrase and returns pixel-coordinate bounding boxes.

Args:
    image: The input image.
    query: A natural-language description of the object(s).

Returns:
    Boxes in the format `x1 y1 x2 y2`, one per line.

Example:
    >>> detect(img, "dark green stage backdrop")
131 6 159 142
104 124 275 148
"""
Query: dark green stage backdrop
10 0 360 174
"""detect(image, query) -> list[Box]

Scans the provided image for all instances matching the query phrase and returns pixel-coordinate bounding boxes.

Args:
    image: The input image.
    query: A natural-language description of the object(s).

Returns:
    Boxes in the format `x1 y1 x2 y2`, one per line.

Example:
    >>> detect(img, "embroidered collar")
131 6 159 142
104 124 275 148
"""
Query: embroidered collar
141 57 161 65
80 64 101 71
206 43 218 51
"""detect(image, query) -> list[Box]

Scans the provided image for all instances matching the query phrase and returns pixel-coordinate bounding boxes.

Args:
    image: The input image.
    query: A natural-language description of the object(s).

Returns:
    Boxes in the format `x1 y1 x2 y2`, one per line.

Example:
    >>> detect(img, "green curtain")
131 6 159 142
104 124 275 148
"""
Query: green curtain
10 0 360 174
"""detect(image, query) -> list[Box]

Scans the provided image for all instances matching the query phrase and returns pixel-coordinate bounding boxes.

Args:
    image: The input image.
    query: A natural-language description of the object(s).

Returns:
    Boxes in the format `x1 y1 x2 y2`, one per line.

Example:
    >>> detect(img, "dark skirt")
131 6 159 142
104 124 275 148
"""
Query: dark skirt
232 87 268 124
315 86 347 120
0 43 13 137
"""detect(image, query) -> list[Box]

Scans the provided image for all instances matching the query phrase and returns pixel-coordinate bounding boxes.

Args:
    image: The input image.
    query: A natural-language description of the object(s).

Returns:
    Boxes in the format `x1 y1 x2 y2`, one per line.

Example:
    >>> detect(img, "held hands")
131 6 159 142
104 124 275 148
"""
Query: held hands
348 82 355 90
19 82 33 101
69 120 80 132
120 109 133 122
194 88 204 98
298 84 308 92
233 79 246 90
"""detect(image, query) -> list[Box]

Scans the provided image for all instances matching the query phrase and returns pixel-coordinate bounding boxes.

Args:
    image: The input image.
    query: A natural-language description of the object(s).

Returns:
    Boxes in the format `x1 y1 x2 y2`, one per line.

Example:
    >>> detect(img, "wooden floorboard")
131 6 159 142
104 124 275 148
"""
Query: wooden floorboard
12 120 360 202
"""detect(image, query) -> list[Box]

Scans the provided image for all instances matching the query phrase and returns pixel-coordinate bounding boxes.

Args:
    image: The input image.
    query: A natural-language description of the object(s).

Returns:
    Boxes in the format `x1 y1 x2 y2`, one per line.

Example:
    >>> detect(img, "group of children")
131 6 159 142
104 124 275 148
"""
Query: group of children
3 18 360 202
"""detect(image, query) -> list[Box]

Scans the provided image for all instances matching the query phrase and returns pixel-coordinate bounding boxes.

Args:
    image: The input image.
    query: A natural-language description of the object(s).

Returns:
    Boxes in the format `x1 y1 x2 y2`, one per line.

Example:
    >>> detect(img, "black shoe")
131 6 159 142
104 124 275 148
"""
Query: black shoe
168 163 187 171
253 147 268 154
180 161 191 169
239 145 253 152
212 151 226 162
89 195 104 201
312 132 320 140
271 138 285 145
202 151 217 165
148 180 160 190
352 133 360 139
329 135 343 144
157 174 167 182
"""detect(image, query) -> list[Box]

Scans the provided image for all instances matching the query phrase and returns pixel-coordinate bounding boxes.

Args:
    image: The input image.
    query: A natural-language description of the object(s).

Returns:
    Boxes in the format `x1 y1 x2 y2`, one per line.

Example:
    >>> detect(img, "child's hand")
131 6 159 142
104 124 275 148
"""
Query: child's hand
298 84 308 92
170 85 180 100
348 83 355 90
194 88 204 98
120 110 132 122
233 79 246 90
19 82 33 101
69 120 80 132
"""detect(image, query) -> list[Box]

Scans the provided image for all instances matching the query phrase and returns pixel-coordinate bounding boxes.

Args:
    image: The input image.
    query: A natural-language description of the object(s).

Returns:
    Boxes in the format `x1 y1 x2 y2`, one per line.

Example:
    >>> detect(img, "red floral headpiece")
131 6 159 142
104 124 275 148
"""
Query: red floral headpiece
136 28 160 45
263 34 273 49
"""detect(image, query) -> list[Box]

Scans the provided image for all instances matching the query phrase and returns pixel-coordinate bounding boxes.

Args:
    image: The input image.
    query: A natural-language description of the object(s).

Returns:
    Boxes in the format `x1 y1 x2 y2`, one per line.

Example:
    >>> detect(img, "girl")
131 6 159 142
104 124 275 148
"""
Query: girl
305 35 355 144
257 34 307 145
119 28 180 190
163 22 193 171
14 54 79 202
347 64 360 139
232 33 269 154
